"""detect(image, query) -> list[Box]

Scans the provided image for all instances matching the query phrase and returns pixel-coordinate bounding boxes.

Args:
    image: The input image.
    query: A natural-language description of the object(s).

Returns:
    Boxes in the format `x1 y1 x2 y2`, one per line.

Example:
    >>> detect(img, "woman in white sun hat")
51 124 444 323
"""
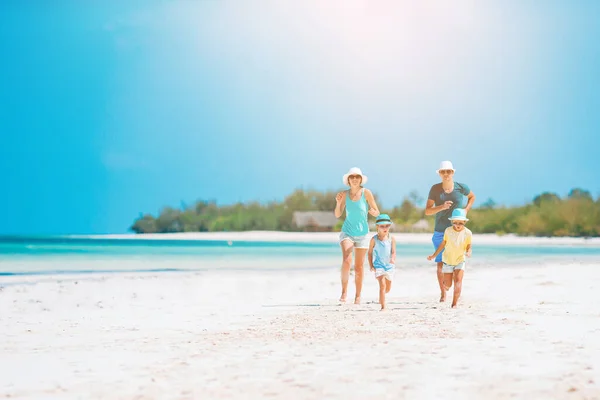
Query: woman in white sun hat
334 167 380 304
425 161 476 302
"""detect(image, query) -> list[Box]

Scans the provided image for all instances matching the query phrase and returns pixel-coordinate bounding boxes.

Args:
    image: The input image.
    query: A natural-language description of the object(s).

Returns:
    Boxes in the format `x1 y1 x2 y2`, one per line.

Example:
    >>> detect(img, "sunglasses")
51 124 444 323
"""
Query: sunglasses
348 175 362 179
452 221 465 226
439 170 454 175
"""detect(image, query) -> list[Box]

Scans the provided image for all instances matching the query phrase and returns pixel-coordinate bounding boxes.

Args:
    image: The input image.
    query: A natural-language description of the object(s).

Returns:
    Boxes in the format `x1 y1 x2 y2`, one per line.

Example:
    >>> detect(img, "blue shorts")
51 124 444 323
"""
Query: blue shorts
432 231 445 263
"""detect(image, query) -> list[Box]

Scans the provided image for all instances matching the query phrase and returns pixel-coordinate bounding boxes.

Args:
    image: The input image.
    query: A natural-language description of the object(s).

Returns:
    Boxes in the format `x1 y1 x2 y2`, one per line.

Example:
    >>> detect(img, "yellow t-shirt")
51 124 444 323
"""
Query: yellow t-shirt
442 226 472 266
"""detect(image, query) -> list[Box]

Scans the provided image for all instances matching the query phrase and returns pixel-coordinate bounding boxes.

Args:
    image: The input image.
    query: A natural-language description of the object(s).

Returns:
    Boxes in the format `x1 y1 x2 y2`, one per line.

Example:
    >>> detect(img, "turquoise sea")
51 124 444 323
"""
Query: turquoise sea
1 236 600 276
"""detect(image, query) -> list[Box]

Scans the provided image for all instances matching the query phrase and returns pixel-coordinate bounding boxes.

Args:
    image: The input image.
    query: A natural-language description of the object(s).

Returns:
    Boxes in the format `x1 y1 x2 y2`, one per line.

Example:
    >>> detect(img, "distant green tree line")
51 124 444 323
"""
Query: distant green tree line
130 188 600 237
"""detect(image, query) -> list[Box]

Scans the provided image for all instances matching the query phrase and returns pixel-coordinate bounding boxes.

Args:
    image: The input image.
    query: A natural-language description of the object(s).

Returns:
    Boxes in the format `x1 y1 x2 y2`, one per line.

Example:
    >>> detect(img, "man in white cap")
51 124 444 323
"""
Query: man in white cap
425 161 476 302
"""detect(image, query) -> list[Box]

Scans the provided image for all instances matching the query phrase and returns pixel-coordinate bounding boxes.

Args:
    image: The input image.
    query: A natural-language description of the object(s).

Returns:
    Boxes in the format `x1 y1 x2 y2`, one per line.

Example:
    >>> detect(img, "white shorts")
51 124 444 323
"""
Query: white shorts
339 232 370 249
374 268 395 281
442 262 465 273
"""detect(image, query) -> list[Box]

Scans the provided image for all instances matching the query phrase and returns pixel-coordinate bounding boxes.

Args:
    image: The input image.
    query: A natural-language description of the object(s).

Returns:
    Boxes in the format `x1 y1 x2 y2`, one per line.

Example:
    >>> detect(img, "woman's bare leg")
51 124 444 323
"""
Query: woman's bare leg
377 276 387 310
353 248 367 304
451 269 465 308
339 240 354 302
385 278 392 293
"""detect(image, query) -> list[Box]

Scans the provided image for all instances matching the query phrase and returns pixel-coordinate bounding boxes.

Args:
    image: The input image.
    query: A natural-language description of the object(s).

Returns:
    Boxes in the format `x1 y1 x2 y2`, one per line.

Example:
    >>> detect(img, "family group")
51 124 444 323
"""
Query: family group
334 161 476 310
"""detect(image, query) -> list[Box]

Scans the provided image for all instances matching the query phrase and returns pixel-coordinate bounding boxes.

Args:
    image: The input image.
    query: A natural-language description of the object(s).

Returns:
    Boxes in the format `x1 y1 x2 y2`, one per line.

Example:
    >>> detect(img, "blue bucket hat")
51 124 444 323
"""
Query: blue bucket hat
448 208 469 221
375 214 392 225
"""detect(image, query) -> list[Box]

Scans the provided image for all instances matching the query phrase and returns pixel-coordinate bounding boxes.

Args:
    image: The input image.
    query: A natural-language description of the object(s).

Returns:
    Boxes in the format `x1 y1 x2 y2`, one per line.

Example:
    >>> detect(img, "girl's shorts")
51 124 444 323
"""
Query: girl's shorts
374 267 395 281
442 262 465 273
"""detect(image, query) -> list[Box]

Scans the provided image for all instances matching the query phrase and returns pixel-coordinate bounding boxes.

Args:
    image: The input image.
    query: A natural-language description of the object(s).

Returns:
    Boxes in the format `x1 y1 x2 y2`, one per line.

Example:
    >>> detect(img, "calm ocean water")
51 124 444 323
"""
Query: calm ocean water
1 236 600 276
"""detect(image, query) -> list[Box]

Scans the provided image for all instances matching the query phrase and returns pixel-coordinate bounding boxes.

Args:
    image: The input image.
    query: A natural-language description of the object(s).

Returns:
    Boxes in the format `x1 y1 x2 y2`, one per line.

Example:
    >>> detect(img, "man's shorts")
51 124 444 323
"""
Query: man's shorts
432 231 445 262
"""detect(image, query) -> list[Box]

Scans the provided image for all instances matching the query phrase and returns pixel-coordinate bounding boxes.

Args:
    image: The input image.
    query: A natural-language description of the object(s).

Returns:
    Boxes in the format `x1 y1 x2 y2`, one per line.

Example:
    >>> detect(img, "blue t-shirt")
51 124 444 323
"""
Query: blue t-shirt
428 182 471 232
341 189 369 236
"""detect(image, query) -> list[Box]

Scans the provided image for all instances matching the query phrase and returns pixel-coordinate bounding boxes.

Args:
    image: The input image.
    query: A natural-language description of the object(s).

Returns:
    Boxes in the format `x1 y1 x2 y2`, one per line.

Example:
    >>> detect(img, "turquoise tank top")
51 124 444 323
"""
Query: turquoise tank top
341 189 369 236
373 235 394 271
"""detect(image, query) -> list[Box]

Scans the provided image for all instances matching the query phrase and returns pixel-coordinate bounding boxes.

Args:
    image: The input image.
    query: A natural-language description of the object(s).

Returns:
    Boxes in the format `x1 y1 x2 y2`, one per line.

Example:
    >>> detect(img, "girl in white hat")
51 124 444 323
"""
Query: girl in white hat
425 161 476 303
334 167 380 304
368 214 396 311
427 208 473 308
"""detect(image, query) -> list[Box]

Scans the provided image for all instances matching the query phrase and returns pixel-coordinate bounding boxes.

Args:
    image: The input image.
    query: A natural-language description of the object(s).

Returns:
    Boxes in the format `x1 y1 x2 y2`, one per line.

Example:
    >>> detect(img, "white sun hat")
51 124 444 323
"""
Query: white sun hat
342 167 368 186
436 160 455 174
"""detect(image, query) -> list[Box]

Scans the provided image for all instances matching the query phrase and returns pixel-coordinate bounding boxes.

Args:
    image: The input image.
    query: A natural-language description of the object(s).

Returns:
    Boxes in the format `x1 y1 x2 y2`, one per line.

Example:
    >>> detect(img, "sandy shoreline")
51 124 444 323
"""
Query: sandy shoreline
72 231 600 246
2 263 600 399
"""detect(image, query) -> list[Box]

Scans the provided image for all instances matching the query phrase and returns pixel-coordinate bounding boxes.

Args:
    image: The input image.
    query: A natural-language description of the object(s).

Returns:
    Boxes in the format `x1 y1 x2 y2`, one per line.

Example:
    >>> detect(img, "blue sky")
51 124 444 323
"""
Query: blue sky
1 1 599 234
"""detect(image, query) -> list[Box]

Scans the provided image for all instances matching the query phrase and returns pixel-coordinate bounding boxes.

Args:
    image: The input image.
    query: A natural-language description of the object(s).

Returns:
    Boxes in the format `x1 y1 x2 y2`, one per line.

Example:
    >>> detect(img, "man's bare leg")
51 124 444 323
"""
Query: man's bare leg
437 262 447 302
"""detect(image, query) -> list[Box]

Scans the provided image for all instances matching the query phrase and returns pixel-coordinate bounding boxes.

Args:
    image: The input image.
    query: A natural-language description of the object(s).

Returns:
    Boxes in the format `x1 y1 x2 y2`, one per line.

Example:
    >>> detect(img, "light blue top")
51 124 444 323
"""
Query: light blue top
373 234 394 271
341 189 369 236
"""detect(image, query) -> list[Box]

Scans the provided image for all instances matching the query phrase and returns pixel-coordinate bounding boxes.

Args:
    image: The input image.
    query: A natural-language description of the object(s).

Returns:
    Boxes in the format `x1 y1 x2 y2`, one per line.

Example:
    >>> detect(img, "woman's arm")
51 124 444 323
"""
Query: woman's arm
364 189 380 217
391 236 396 264
334 191 346 218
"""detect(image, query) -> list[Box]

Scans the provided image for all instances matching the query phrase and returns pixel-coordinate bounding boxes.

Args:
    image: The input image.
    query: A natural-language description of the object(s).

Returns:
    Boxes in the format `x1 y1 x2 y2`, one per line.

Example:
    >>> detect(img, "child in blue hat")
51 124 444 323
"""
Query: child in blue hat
427 208 472 308
368 214 396 311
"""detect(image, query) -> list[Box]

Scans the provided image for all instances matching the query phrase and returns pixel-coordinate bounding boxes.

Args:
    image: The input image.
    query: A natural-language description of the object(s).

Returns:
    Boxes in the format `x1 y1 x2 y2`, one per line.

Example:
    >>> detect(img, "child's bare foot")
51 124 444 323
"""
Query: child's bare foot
440 294 446 302
451 303 457 308
380 306 387 311
339 295 347 303
354 296 361 305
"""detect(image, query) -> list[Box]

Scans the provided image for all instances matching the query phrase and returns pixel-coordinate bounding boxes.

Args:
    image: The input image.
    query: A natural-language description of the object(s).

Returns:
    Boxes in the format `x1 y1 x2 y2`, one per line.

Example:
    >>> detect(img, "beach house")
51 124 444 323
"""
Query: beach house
292 211 338 232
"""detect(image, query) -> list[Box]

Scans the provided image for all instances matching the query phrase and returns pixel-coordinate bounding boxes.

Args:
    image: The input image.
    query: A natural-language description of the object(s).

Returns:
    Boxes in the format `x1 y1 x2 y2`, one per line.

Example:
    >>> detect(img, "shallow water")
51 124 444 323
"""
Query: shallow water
1 236 599 276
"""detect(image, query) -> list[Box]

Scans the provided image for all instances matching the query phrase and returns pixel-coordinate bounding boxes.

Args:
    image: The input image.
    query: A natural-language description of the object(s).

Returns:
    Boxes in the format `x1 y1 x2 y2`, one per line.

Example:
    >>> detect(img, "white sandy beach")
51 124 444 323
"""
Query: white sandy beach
2 261 600 399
